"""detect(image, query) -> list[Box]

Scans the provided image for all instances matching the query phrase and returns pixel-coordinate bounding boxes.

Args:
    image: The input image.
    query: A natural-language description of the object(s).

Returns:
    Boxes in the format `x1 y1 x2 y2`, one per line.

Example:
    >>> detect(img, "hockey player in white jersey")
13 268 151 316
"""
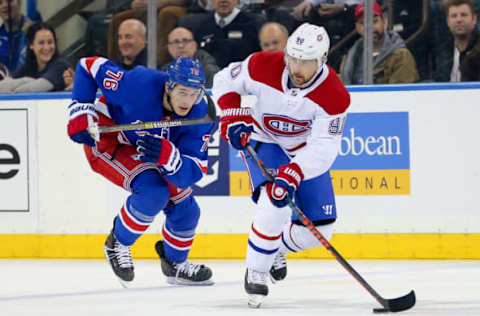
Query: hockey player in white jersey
212 23 350 308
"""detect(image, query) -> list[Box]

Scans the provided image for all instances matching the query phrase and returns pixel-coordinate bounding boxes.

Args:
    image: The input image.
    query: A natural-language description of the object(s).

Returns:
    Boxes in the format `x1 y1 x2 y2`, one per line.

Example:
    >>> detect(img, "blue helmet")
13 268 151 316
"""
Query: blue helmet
167 56 205 91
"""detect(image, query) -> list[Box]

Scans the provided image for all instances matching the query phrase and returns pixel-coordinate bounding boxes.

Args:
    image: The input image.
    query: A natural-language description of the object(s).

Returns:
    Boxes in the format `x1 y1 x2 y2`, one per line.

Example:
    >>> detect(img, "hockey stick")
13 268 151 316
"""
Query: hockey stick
87 89 217 138
244 143 416 313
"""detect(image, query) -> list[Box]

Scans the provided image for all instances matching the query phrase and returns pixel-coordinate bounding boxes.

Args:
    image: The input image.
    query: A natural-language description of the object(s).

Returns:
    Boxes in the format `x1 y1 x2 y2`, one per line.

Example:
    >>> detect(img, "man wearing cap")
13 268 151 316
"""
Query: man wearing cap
339 1 419 84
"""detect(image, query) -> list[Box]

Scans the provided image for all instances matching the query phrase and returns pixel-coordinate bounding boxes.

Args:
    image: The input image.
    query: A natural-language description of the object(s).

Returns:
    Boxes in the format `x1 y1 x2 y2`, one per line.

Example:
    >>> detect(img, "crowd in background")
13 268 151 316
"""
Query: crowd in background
0 0 479 93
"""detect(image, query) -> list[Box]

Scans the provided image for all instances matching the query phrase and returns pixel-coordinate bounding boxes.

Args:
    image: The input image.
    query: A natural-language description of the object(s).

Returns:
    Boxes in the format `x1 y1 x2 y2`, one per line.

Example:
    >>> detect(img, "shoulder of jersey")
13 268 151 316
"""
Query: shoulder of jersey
130 66 168 81
306 66 350 115
247 51 285 92
125 67 169 93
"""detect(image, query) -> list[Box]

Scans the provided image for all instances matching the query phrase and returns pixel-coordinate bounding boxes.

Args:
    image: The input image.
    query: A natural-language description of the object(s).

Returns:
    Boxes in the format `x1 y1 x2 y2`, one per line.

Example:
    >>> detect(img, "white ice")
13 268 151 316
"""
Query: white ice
1 259 479 316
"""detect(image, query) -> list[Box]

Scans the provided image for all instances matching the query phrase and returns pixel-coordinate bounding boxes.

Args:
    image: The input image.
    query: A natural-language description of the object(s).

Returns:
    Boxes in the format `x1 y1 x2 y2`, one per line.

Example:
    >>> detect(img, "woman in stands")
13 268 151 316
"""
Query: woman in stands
0 22 71 93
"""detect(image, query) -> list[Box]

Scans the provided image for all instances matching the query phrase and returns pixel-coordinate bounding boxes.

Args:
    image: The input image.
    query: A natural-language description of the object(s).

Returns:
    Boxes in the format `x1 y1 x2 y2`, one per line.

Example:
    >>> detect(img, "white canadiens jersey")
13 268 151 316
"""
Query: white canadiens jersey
212 51 350 180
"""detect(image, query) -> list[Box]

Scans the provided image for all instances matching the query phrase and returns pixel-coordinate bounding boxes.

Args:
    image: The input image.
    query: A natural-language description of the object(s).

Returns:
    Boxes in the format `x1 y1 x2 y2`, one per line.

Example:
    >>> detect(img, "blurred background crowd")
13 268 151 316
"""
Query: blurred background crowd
0 0 478 93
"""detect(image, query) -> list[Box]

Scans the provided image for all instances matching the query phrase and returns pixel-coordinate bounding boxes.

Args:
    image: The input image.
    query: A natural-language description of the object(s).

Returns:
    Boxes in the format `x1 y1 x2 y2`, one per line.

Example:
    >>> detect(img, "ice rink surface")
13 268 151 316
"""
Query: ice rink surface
1 259 479 316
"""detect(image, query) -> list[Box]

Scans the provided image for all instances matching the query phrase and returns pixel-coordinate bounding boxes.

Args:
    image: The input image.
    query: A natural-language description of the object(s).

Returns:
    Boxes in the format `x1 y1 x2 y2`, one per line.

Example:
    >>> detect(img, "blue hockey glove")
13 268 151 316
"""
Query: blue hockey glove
136 135 182 175
267 163 304 208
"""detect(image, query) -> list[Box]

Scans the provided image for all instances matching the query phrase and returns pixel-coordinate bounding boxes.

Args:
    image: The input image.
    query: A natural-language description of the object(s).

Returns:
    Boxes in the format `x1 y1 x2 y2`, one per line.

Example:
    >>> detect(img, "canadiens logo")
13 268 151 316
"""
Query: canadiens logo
262 114 311 137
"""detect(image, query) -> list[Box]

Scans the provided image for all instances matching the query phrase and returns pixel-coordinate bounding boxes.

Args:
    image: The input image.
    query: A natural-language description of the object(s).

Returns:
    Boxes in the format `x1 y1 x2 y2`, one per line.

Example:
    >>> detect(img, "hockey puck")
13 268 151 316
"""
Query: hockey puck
373 308 389 313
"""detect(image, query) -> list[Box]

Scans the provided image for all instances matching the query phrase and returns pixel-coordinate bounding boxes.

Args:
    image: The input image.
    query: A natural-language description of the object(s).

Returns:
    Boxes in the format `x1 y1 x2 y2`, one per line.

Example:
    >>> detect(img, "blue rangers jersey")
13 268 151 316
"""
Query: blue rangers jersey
72 56 215 188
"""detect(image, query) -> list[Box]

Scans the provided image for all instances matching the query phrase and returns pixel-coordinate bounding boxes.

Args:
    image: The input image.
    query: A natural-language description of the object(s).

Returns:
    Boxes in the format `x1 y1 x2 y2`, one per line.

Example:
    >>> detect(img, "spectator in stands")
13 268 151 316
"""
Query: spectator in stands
64 18 150 92
116 18 148 69
108 0 192 65
292 0 362 21
0 22 71 93
434 0 480 81
162 27 219 87
339 1 419 84
178 0 266 68
63 67 74 91
258 22 288 52
0 0 33 72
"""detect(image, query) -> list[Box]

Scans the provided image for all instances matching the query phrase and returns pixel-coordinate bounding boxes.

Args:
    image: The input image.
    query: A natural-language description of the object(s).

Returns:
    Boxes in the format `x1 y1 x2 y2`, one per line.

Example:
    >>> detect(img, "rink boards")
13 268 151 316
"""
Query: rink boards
0 84 479 259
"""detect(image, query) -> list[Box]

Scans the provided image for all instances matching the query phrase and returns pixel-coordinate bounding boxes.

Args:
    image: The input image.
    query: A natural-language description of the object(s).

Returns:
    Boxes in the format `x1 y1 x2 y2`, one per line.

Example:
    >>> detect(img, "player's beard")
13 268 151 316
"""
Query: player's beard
289 71 316 88
292 74 307 86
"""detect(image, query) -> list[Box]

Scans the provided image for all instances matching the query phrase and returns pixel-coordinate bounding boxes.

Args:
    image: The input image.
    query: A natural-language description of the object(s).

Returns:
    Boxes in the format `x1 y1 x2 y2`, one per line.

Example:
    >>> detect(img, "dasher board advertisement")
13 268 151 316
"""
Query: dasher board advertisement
0 108 36 212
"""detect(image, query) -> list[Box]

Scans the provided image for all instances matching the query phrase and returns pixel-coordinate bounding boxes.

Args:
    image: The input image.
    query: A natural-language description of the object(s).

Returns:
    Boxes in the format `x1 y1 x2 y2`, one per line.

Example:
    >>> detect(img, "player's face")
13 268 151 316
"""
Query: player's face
287 55 318 88
0 0 20 22
29 29 56 68
168 85 202 116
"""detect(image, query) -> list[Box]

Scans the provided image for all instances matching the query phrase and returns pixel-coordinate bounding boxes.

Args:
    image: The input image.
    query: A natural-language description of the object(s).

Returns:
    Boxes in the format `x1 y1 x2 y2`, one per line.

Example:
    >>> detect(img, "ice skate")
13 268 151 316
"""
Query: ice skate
155 240 213 285
104 229 134 288
244 268 268 308
270 250 287 283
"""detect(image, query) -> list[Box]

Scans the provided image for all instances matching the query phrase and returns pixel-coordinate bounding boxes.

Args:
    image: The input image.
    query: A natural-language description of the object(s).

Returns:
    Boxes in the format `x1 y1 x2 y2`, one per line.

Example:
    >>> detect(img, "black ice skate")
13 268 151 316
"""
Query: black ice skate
104 229 134 288
154 240 213 286
270 250 287 283
244 268 269 308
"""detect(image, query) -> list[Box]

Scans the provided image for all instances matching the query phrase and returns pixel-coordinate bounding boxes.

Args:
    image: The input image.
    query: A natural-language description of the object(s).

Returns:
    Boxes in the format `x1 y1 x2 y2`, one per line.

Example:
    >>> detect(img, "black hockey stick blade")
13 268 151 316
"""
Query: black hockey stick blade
89 89 217 136
373 290 416 313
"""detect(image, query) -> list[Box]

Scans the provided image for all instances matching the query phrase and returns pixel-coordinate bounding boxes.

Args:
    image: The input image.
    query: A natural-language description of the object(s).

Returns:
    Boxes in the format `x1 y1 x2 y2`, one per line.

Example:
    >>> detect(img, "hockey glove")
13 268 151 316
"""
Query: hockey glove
67 101 98 147
136 135 183 175
267 163 304 208
220 108 254 150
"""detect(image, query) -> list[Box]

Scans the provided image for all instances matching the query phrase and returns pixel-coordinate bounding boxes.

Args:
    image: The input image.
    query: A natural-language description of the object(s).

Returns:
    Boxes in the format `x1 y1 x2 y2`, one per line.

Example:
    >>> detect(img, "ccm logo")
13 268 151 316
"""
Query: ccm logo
0 144 20 179
262 114 311 137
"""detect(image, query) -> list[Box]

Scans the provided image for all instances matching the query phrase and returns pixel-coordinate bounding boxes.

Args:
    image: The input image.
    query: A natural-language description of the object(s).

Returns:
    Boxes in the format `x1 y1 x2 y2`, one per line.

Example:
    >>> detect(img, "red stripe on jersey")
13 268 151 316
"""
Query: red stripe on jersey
252 118 267 134
170 187 192 204
84 57 99 76
251 224 281 241
120 206 149 232
162 226 193 248
306 67 350 115
248 52 284 93
218 92 241 110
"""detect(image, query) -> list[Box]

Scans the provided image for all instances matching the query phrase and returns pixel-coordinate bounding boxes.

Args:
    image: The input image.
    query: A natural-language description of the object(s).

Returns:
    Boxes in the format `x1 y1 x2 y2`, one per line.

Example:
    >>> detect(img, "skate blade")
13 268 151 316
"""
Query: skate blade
117 277 133 289
166 277 214 286
103 248 133 289
269 275 278 284
248 294 266 308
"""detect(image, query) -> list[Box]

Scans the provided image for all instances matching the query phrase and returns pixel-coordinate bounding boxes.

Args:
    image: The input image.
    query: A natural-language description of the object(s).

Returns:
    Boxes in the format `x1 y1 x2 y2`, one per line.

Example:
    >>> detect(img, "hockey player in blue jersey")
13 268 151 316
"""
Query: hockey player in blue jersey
67 56 215 287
